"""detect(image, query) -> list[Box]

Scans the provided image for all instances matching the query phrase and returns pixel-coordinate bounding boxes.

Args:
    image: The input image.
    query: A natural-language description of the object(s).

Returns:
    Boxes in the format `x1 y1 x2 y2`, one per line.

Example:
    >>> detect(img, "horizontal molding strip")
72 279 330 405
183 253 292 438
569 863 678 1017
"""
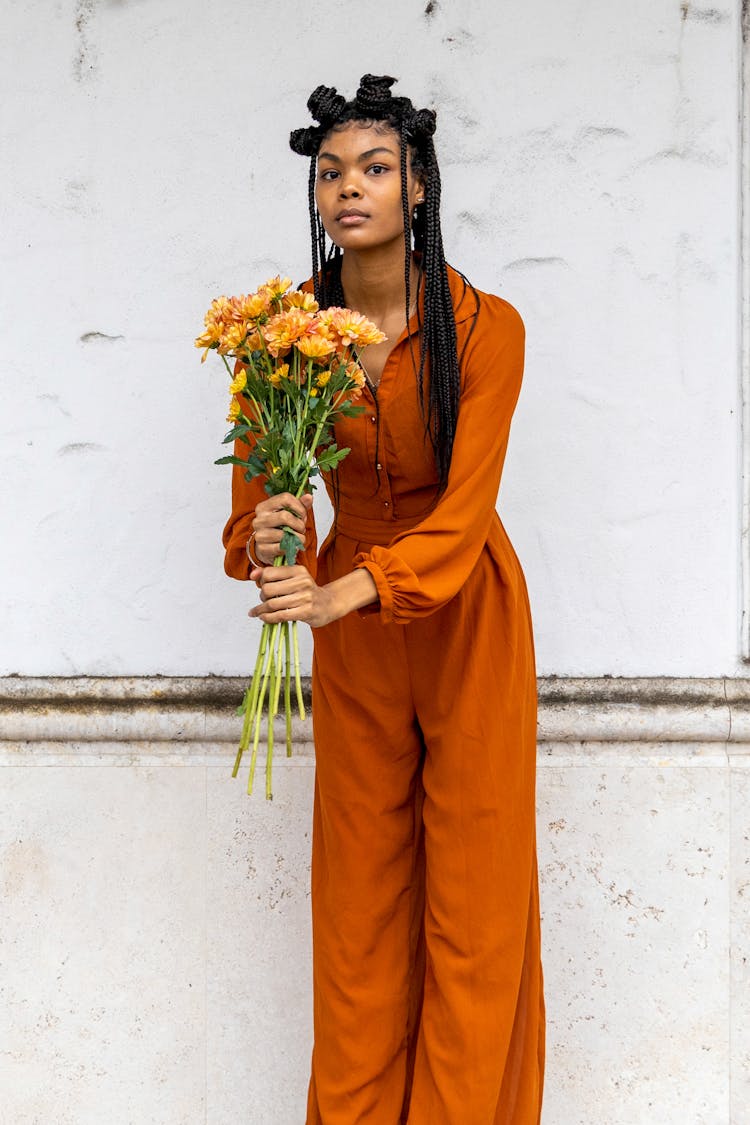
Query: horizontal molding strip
0 677 748 754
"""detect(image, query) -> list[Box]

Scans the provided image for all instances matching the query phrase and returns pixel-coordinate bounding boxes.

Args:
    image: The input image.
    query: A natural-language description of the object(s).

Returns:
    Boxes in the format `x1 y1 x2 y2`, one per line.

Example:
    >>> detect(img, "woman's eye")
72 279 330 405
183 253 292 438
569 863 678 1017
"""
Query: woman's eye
319 169 339 182
368 164 388 175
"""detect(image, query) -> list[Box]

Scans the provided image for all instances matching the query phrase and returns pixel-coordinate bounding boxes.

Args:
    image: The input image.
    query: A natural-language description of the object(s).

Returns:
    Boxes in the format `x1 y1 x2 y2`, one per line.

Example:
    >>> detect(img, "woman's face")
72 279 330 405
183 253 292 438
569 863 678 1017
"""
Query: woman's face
315 122 424 253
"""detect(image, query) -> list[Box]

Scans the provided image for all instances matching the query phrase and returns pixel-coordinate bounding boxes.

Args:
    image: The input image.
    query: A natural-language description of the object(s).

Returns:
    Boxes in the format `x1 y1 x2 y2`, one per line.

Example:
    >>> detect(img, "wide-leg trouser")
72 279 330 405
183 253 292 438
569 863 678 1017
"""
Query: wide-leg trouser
306 537 545 1124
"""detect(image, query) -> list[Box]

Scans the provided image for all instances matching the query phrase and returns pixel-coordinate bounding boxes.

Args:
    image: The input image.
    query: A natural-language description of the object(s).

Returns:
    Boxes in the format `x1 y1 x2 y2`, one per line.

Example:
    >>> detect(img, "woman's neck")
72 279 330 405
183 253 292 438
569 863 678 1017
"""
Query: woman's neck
340 243 420 321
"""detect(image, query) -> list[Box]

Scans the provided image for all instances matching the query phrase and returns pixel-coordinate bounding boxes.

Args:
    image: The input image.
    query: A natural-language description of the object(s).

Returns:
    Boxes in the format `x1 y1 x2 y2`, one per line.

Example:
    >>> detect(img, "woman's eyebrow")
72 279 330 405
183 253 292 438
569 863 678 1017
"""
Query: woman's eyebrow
318 146 397 164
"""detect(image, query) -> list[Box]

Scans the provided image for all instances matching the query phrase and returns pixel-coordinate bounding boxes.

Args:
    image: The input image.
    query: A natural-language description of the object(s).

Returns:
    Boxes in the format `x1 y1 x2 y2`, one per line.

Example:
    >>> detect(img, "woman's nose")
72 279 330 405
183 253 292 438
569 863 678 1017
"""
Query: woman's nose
339 178 362 198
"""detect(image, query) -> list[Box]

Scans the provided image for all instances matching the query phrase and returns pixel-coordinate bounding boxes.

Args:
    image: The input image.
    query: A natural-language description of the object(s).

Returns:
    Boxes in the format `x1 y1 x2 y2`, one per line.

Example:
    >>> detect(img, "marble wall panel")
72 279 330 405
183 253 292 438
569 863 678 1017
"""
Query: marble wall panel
730 762 750 1125
0 749 741 1124
205 759 314 1125
0 766 207 1125
537 760 730 1125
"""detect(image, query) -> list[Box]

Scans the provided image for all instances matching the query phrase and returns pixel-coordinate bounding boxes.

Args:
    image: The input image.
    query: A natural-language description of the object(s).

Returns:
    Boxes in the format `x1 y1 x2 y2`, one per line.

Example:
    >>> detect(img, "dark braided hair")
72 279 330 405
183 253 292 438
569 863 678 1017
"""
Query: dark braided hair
290 74 477 490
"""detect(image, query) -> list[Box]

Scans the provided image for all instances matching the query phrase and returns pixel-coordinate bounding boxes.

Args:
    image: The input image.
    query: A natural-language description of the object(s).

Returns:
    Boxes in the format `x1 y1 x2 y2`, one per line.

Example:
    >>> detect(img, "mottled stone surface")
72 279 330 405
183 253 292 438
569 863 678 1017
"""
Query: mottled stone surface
0 767 207 1124
1 746 744 1124
730 761 750 1125
205 762 314 1124
538 761 730 1125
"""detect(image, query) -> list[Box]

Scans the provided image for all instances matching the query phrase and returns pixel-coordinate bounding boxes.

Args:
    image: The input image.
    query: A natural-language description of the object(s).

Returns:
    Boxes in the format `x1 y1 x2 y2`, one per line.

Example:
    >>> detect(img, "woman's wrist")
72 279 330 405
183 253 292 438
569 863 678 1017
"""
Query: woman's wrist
246 531 269 568
325 569 378 620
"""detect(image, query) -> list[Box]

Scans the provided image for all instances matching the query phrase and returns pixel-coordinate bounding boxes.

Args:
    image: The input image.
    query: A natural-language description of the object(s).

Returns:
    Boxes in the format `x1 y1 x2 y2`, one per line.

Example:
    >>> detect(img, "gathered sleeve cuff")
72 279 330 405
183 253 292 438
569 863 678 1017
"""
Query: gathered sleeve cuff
352 297 524 624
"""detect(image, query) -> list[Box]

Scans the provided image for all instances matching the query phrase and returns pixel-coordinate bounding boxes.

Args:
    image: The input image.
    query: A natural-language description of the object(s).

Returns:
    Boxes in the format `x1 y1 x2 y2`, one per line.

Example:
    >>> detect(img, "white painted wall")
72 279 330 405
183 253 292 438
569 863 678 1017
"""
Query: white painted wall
1 0 742 676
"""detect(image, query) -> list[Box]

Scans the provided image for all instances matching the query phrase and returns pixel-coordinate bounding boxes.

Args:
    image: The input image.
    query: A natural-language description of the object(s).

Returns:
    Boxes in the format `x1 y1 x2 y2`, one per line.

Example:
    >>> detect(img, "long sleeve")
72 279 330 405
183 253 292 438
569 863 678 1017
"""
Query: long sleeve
353 297 524 624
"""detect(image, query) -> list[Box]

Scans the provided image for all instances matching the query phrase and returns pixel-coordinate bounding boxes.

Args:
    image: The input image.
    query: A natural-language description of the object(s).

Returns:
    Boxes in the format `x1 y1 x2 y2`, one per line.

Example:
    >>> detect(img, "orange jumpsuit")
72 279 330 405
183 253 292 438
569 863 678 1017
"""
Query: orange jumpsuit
223 267 545 1124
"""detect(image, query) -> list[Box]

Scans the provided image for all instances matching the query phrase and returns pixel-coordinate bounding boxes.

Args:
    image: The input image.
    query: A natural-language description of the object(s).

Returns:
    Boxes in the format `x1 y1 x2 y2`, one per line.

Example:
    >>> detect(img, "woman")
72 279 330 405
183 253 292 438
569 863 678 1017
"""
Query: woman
222 74 545 1125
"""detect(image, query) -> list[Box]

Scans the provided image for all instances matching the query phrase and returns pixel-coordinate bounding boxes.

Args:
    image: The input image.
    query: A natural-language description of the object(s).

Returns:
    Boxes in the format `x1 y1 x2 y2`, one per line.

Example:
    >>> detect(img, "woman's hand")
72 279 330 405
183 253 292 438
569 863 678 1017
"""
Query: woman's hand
249 564 338 628
249 565 379 628
251 492 313 565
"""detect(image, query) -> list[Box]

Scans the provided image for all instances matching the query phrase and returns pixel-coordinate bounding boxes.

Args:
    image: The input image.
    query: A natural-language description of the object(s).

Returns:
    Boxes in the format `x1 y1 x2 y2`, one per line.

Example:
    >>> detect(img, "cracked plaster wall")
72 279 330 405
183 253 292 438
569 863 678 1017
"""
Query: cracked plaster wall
0 0 743 676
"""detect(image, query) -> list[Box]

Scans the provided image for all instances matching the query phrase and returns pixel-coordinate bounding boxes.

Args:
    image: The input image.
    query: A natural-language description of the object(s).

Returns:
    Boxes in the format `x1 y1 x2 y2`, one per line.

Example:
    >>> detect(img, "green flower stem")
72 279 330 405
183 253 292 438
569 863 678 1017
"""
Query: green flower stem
284 624 292 757
293 621 305 720
266 649 275 801
232 623 269 778
271 622 284 717
248 621 279 795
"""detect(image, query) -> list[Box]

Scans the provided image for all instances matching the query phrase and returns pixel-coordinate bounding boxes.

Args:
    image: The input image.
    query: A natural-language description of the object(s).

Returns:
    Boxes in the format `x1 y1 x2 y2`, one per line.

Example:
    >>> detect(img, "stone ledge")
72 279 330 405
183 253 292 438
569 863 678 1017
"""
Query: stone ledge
0 676 745 751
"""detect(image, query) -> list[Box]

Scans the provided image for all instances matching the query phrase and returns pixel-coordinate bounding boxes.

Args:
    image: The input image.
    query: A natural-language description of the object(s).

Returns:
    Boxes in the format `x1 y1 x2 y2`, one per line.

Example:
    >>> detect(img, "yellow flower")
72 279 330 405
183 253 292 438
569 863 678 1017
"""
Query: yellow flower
195 321 223 361
284 290 319 312
346 360 367 389
276 362 290 379
296 332 336 359
309 388 319 397
261 275 293 301
316 370 332 387
229 368 247 394
226 397 241 422
269 371 282 387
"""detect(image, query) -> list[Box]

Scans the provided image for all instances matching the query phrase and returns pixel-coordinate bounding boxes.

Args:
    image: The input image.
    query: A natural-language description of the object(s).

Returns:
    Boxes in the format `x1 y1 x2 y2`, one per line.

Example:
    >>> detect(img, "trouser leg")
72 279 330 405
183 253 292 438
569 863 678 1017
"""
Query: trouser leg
404 558 545 1124
306 612 425 1125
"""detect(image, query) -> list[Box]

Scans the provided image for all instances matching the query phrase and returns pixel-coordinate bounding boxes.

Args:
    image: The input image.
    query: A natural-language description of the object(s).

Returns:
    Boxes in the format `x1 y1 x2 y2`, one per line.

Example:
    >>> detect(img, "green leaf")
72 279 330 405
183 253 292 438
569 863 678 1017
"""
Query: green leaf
222 423 253 443
280 527 303 566
215 454 251 468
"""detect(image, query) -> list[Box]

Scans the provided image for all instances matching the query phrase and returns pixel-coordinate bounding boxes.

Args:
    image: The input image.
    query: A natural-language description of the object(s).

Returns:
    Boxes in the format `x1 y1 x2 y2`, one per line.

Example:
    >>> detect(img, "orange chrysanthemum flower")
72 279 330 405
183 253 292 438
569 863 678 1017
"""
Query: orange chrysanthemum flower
204 295 232 327
218 321 248 354
244 329 263 353
230 292 270 322
297 333 337 359
262 309 313 356
329 308 386 348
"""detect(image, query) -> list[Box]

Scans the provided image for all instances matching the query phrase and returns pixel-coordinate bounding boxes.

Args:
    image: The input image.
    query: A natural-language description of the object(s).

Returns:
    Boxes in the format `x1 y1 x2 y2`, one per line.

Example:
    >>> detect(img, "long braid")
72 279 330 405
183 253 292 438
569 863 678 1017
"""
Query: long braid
307 157 322 305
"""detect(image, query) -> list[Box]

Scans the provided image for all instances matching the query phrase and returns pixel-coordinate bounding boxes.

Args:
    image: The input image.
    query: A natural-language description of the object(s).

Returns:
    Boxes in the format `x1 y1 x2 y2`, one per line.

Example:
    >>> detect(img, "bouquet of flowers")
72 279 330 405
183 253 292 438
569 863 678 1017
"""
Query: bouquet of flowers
196 275 385 797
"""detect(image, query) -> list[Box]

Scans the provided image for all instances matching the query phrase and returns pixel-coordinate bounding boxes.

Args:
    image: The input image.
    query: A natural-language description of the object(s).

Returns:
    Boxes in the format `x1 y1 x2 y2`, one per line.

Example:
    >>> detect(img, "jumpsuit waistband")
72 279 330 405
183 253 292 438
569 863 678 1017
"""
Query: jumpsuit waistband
334 510 421 546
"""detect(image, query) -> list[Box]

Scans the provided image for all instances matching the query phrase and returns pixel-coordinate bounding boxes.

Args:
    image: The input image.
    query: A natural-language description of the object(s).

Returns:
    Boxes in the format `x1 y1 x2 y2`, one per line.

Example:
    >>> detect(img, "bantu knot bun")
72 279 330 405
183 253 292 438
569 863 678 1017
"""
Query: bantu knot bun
413 107 437 138
355 74 397 115
307 84 347 126
289 126 320 157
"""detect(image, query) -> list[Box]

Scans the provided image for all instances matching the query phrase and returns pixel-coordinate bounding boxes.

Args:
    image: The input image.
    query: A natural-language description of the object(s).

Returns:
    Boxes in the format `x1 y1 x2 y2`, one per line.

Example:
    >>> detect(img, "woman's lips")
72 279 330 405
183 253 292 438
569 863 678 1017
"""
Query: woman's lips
337 211 368 226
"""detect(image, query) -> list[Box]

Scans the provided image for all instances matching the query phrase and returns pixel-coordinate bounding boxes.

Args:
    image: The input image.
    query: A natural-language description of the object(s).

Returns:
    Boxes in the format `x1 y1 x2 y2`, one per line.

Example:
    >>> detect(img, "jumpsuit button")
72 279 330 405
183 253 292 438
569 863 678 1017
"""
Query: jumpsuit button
376 462 382 471
370 415 376 423
383 501 390 509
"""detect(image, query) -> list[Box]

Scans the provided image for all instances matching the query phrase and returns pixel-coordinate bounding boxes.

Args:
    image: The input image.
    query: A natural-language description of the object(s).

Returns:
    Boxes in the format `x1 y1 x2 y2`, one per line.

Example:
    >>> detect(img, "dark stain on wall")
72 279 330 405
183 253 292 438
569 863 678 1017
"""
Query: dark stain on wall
424 1 437 15
80 332 125 344
73 0 97 82
58 443 106 456
680 2 730 22
743 0 750 43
